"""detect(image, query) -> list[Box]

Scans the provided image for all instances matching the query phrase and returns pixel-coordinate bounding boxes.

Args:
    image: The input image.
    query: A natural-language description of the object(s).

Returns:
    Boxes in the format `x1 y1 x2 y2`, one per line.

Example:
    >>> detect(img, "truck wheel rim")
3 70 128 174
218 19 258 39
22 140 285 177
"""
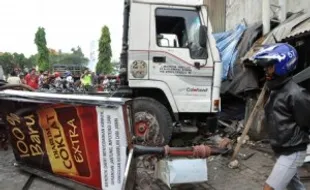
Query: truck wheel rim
134 112 164 146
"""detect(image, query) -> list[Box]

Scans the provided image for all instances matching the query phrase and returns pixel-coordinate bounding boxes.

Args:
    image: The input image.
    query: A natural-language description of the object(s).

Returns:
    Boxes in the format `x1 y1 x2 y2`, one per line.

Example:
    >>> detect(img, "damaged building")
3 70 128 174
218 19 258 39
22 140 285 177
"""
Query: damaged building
204 0 310 141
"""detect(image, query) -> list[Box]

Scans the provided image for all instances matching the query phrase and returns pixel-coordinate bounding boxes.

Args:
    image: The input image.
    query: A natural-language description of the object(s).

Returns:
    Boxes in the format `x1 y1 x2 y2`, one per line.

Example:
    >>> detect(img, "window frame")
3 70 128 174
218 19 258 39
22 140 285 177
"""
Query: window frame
154 7 206 60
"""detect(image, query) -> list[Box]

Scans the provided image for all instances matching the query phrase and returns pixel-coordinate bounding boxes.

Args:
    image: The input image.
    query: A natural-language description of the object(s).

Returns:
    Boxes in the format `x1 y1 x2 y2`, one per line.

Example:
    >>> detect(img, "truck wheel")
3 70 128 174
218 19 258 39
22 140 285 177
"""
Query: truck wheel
133 97 173 146
245 96 268 141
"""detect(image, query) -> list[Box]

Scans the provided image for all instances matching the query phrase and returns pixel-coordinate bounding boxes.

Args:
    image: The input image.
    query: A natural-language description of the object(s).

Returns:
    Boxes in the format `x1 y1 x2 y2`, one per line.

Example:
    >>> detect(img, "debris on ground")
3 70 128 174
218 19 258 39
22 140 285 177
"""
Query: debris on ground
299 163 310 180
228 160 239 169
238 152 256 160
237 135 250 144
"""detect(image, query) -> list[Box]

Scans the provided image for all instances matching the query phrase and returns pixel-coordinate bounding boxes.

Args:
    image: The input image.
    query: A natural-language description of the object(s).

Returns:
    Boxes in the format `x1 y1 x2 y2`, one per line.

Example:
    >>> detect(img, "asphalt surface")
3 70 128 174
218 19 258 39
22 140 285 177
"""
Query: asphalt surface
1 146 310 190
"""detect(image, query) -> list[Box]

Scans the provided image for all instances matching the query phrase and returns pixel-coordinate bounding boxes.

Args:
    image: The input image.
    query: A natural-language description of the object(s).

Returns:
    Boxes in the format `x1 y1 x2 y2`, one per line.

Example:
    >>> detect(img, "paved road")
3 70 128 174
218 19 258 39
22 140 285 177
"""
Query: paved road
1 146 310 190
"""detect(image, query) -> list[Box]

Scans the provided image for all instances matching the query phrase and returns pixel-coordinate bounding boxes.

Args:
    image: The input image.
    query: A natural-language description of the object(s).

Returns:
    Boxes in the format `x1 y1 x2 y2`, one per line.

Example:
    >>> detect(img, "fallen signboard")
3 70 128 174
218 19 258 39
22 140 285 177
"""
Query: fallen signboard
0 90 132 190
0 89 231 190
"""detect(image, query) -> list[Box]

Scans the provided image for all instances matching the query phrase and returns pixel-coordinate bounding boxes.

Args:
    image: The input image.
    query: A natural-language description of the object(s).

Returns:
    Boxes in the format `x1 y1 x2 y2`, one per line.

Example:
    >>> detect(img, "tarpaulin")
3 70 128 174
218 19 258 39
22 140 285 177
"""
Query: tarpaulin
213 24 247 81
218 23 264 97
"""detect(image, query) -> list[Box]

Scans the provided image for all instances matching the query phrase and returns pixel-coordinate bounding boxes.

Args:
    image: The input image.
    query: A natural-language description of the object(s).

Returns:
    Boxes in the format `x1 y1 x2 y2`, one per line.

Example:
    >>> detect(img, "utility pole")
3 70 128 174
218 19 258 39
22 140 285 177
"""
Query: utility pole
262 0 271 35
278 0 287 23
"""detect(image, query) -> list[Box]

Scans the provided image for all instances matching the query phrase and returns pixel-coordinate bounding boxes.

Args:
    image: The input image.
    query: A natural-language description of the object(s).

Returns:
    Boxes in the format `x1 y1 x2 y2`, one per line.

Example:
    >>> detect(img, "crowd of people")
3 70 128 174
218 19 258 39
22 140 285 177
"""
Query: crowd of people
5 68 120 93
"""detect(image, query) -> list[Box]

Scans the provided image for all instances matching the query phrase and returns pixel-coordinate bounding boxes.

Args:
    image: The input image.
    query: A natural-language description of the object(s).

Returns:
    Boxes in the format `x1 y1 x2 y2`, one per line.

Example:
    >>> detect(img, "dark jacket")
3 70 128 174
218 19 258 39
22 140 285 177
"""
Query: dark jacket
264 79 310 155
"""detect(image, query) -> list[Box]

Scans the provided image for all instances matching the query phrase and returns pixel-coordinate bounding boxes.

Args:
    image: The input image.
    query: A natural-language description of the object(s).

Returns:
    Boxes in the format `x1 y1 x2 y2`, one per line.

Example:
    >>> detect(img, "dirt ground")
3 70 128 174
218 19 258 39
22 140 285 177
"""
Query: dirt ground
1 146 310 190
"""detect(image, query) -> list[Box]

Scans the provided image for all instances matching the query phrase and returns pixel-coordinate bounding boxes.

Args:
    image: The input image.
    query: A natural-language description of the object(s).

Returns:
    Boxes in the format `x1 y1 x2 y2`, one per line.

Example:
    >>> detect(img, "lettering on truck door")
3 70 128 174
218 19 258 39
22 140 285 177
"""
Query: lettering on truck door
148 5 214 112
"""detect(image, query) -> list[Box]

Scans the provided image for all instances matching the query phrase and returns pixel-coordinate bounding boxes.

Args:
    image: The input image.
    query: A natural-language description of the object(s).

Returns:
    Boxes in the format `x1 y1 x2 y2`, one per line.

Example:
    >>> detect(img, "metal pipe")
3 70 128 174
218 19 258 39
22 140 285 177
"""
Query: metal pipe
133 145 231 158
279 0 287 22
262 0 271 35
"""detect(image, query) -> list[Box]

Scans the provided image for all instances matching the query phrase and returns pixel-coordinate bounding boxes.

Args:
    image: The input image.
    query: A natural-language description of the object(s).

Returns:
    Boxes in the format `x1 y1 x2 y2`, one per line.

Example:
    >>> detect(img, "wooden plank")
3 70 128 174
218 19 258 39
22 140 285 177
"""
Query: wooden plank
231 84 267 160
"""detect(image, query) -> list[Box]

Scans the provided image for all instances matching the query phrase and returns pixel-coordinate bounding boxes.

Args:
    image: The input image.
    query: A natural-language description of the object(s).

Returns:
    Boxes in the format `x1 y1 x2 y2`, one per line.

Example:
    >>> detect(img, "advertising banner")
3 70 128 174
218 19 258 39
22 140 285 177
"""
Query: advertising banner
97 107 128 190
5 103 128 190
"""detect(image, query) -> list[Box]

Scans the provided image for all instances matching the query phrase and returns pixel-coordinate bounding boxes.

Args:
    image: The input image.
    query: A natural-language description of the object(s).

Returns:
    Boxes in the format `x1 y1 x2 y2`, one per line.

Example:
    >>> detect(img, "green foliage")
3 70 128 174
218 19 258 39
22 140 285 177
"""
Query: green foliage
34 27 50 71
28 54 38 67
96 26 113 74
1 28 89 75
50 46 89 66
111 61 120 75
0 53 36 74
12 53 33 70
0 53 14 74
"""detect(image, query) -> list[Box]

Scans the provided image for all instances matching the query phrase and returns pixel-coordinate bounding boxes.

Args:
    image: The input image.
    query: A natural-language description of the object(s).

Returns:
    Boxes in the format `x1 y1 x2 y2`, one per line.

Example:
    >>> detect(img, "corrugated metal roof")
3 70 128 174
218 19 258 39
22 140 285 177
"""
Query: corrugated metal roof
241 12 310 66
284 18 310 39
263 12 310 44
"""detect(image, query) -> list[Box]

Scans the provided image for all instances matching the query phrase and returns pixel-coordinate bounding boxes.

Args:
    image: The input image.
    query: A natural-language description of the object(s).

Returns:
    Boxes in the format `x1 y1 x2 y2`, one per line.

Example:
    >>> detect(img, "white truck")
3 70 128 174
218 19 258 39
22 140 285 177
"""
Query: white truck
115 0 222 145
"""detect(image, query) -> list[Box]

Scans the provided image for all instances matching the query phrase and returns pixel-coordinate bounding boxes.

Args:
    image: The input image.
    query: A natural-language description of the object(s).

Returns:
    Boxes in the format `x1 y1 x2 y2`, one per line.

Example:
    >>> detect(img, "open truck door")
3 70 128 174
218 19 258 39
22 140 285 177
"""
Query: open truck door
148 5 214 113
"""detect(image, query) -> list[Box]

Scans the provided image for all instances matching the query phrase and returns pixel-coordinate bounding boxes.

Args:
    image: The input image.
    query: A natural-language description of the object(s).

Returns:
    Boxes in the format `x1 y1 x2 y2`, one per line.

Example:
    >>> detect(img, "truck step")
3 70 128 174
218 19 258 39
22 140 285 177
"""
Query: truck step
173 124 199 133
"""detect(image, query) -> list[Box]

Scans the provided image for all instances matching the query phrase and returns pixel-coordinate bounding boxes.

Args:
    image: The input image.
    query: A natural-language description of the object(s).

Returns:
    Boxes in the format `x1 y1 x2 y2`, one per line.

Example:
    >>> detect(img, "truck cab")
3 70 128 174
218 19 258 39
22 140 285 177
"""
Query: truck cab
117 0 222 145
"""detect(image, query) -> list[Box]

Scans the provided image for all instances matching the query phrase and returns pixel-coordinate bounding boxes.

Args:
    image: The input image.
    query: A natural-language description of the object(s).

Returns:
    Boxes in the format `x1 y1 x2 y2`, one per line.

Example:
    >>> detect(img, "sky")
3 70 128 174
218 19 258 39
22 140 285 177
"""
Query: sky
0 0 124 62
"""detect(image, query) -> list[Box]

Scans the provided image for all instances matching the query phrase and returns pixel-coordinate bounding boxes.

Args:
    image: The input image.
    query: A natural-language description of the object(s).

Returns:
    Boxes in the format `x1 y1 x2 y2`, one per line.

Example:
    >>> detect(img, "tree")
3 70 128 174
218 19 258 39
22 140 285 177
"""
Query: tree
68 46 89 65
12 53 33 70
111 61 120 75
96 26 113 74
28 54 38 68
0 53 35 74
0 53 14 74
34 27 50 71
49 46 89 66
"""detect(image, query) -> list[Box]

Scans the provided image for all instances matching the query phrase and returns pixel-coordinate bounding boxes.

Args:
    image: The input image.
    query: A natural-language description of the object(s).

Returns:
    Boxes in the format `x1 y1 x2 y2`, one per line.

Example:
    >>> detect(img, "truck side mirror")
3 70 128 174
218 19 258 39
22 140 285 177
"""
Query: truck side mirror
199 25 208 48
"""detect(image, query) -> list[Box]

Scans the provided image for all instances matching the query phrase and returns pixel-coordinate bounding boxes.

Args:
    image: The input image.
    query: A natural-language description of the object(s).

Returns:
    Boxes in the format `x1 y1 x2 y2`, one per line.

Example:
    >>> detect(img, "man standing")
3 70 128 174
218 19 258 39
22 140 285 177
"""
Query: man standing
80 69 92 91
64 71 74 89
25 68 39 89
251 43 310 190
53 72 62 89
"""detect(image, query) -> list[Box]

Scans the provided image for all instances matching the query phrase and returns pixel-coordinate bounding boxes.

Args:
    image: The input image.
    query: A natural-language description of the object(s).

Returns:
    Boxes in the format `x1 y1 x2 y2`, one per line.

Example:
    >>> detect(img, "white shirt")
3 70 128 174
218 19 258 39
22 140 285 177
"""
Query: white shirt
7 76 21 84
66 76 74 83
103 79 109 85
54 77 62 88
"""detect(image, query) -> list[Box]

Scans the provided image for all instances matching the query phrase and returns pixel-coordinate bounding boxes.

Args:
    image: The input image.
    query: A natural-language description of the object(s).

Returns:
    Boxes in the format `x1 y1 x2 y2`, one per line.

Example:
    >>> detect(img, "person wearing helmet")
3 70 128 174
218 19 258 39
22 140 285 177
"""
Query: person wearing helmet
53 72 60 78
252 43 310 190
64 70 74 88
53 72 62 88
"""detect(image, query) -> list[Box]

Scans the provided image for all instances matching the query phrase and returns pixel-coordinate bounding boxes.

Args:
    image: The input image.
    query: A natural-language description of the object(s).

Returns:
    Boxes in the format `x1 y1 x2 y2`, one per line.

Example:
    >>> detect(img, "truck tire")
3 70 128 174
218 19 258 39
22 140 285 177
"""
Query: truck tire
245 95 268 141
133 97 173 146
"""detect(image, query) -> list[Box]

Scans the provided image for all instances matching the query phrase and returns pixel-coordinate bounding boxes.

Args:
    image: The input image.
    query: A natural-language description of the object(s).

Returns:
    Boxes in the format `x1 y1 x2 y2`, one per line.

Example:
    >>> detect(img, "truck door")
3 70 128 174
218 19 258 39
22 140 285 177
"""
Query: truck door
149 5 214 113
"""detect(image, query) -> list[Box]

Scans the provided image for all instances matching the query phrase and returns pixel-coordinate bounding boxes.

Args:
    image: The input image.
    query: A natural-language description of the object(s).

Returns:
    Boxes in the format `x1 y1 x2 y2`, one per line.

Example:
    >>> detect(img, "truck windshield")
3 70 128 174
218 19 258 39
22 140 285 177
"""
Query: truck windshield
156 8 207 59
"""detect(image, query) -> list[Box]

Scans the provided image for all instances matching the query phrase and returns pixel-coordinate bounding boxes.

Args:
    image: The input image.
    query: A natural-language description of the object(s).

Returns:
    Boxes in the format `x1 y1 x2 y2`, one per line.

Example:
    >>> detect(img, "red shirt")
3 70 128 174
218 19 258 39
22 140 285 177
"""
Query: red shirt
25 74 39 89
